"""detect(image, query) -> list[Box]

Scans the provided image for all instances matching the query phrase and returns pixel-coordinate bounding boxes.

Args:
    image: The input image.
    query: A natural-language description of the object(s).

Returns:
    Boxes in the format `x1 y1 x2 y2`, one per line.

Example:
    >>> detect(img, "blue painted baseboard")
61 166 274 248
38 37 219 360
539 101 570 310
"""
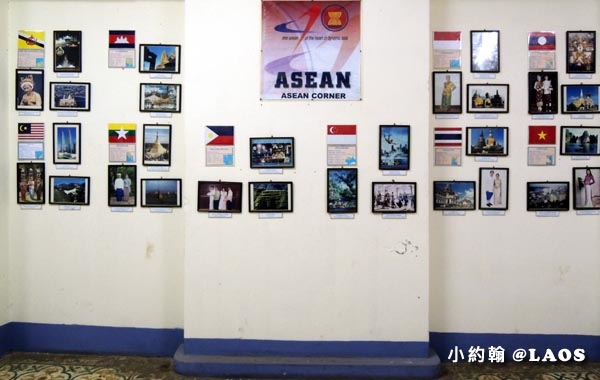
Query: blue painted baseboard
0 323 9 356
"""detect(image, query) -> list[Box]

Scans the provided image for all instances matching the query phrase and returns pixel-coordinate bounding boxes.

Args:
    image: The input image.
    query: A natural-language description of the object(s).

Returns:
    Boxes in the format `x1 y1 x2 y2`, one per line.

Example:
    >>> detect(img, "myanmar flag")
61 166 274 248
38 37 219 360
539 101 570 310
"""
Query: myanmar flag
206 126 234 145
529 125 556 145
108 123 136 143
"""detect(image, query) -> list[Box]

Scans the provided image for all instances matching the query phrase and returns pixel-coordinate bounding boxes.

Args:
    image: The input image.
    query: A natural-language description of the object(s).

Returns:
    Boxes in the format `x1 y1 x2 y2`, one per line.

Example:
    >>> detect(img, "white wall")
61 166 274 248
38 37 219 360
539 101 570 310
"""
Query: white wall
7 0 184 329
430 0 600 335
1 0 10 328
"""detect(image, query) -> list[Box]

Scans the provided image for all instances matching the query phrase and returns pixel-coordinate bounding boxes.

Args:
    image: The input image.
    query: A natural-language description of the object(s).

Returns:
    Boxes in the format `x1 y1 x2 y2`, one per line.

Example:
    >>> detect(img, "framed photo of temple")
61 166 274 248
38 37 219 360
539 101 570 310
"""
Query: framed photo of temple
432 71 462 114
249 137 295 169
140 83 182 113
566 31 595 74
16 162 45 204
249 181 293 213
528 71 558 114
197 181 243 213
16 69 44 111
573 167 600 210
53 122 81 165
53 30 82 72
143 124 171 166
49 82 91 111
139 44 181 74
478 167 509 210
140 178 182 208
379 125 410 171
559 126 600 156
466 83 509 113
466 127 509 157
470 30 500 73
108 165 137 207
526 181 569 212
433 180 476 211
560 84 600 114
49 175 90 206
372 182 416 213
327 168 358 213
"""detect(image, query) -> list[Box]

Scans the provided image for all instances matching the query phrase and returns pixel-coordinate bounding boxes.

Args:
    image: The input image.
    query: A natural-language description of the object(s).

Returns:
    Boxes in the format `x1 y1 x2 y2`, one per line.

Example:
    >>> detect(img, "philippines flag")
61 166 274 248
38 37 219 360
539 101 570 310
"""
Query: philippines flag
18 123 44 140
434 127 462 147
528 32 556 51
327 125 357 145
528 125 556 145
206 126 234 146
433 31 461 50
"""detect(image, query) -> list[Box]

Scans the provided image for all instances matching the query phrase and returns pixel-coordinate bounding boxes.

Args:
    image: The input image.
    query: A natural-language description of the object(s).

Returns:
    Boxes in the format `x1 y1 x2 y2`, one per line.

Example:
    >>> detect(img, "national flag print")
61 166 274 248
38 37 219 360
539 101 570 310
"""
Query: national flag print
18 123 44 140
433 31 461 50
108 123 136 143
18 30 45 49
528 32 556 51
327 124 357 145
109 30 135 49
528 125 556 145
206 126 234 146
434 127 462 147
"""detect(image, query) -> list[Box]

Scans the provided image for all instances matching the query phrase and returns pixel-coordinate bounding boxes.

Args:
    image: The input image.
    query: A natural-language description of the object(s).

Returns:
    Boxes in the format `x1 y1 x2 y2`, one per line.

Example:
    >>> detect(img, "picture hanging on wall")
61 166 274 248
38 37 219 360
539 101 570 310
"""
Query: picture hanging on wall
379 125 410 171
432 71 462 114
139 44 181 74
470 30 500 73
466 84 509 113
572 167 600 210
139 83 181 113
49 82 91 111
433 181 476 211
16 162 45 205
108 165 137 207
466 127 508 157
49 175 90 206
53 122 81 165
16 69 44 111
197 181 242 213
141 178 182 208
372 182 416 213
249 181 293 213
526 181 569 212
559 126 600 156
528 71 558 114
53 30 82 72
478 167 509 211
560 84 600 114
143 124 171 166
249 137 295 169
327 168 358 213
566 31 595 74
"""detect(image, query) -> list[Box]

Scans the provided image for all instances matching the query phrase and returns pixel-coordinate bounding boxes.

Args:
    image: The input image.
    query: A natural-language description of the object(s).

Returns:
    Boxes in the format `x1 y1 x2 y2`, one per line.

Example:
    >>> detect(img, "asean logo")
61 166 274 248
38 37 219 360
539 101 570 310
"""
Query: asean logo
321 5 349 32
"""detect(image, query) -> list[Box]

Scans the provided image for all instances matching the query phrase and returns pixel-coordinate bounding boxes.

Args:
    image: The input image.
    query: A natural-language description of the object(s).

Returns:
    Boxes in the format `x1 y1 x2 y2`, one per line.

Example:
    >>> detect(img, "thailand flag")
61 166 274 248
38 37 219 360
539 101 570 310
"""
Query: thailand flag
433 31 461 50
327 125 357 145
206 126 234 146
528 32 556 51
434 127 462 147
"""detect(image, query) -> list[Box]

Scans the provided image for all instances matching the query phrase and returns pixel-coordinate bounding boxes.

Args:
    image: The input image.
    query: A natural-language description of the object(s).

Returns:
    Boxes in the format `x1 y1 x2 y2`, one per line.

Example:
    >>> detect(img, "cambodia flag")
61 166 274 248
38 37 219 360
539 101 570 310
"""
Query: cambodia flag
528 125 556 144
528 32 556 51
206 126 234 145
109 30 135 49
327 125 357 145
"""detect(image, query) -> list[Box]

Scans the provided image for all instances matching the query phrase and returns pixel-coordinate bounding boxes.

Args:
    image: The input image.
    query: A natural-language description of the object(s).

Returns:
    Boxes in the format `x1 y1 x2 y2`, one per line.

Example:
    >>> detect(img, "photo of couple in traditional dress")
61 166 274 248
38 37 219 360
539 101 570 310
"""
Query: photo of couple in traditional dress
479 168 508 210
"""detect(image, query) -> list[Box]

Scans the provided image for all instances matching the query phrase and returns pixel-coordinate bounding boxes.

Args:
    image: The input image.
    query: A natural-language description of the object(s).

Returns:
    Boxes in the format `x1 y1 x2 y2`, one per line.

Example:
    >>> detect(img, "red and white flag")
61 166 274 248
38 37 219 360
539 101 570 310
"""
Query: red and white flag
327 125 357 145
433 31 461 50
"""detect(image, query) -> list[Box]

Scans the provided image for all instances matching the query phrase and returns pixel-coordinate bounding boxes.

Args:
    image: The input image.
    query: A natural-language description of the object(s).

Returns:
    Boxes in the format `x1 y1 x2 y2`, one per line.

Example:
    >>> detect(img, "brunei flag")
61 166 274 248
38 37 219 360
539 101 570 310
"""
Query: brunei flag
108 123 136 143
529 125 556 145
205 126 234 146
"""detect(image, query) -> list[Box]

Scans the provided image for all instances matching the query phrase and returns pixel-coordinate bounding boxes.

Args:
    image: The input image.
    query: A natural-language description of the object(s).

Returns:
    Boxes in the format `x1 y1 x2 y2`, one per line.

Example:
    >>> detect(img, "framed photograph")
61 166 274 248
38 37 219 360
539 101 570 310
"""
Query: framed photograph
466 84 509 113
526 181 569 212
17 162 45 204
49 82 90 111
53 123 81 164
197 181 242 213
139 44 180 74
573 167 600 210
433 181 476 211
561 84 599 114
566 31 595 74
143 124 171 166
140 83 181 113
49 176 90 205
249 137 295 169
470 30 500 73
528 72 558 114
249 181 293 213
141 178 182 208
432 71 462 114
108 165 137 207
16 69 44 111
54 30 82 72
379 125 410 171
372 182 416 213
478 168 509 210
560 126 600 156
466 127 508 156
327 168 358 213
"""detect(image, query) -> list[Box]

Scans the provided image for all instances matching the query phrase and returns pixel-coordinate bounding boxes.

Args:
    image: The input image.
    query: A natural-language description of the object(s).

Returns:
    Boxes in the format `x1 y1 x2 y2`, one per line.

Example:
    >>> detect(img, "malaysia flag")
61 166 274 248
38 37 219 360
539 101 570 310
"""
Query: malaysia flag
327 125 357 145
18 123 44 140
433 31 461 50
434 127 462 147
528 32 556 51
206 126 234 146
528 125 556 145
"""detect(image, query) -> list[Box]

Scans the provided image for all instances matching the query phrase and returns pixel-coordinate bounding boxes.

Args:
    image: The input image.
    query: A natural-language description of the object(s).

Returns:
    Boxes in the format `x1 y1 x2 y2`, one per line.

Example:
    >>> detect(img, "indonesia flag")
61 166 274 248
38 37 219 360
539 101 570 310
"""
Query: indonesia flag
528 125 556 145
528 32 556 51
434 127 462 147
433 31 461 50
206 126 234 146
327 125 357 145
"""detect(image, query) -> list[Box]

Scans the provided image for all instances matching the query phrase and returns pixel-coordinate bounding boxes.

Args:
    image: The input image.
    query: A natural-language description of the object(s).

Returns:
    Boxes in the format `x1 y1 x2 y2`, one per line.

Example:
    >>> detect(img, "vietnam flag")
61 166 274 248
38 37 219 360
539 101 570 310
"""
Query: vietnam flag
206 126 234 145
108 123 136 143
529 125 556 145
327 124 357 145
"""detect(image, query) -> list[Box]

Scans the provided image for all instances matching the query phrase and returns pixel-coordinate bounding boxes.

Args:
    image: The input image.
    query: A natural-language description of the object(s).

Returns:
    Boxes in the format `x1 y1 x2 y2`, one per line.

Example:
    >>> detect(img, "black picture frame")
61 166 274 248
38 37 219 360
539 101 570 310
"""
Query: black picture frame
197 181 243 213
49 82 91 111
139 44 181 74
526 181 569 212
249 181 293 213
16 69 44 111
54 30 82 72
528 71 558 114
560 84 600 114
559 126 600 156
572 167 600 210
141 178 182 208
249 137 295 169
53 123 81 165
432 71 462 114
466 127 509 156
49 175 90 205
433 181 476 211
143 124 172 166
16 162 45 204
372 182 416 213
140 83 182 113
379 125 410 171
327 168 358 213
466 84 509 113
108 165 137 207
470 30 500 73
566 31 596 74
478 167 509 210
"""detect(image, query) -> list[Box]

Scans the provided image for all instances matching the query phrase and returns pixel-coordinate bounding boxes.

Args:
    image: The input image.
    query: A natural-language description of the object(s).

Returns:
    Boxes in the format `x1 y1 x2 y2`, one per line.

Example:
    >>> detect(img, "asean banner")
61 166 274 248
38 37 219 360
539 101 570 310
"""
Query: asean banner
261 0 361 101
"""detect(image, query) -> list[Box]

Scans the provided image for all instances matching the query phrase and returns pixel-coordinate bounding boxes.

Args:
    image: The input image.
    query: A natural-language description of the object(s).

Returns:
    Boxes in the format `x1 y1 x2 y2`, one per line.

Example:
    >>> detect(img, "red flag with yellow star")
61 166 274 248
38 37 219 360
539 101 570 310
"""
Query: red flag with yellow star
529 125 555 145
